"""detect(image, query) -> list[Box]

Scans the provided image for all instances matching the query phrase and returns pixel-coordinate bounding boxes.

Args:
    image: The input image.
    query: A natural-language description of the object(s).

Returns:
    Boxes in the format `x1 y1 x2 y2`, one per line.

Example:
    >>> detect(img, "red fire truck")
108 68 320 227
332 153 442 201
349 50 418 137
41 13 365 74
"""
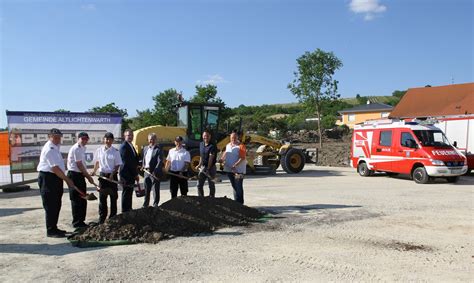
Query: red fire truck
351 119 468 184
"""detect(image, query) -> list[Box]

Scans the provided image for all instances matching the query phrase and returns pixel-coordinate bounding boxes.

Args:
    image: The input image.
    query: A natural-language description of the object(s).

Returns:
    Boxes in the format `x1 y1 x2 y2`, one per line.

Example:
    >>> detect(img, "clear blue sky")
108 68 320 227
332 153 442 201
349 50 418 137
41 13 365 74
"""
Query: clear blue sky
1 0 472 128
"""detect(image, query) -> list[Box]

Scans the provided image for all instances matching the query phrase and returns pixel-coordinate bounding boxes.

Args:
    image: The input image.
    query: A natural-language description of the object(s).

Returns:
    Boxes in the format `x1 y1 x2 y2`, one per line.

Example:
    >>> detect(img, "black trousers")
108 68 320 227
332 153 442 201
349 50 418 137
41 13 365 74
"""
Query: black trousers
121 177 135 213
38 171 63 233
67 171 87 227
98 173 118 223
169 171 188 198
143 171 160 207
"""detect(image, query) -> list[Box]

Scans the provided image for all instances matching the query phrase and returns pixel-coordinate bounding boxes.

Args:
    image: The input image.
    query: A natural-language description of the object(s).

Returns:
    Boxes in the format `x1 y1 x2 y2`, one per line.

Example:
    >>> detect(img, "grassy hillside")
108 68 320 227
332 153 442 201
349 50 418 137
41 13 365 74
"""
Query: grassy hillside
341 96 400 106
263 95 399 108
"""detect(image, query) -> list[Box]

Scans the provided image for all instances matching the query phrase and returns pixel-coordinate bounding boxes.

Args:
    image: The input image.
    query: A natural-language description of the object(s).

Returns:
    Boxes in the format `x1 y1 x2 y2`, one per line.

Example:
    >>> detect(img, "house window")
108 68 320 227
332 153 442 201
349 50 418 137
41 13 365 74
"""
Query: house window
379 130 392 147
348 114 355 122
381 112 390 118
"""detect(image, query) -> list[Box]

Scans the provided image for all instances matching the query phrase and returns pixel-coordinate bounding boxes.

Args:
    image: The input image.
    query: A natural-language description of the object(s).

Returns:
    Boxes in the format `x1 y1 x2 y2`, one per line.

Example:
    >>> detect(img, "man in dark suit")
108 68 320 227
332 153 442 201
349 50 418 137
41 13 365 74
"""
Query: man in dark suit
142 133 163 207
119 129 139 212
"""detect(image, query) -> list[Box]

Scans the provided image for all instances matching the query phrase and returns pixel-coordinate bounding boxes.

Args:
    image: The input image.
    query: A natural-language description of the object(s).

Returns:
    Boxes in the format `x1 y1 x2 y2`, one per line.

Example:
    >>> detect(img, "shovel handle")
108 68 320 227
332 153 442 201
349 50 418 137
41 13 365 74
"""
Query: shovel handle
98 175 123 185
71 185 87 198
165 171 190 180
143 169 160 182
91 181 102 192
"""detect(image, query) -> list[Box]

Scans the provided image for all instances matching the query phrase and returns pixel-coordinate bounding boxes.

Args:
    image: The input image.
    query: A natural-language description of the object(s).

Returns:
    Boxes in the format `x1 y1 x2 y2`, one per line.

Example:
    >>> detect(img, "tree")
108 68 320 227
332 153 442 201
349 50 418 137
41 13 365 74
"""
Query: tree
356 95 368 105
54 109 70 112
392 90 407 99
190 84 223 104
88 102 130 132
129 109 159 130
288 49 343 148
152 88 180 127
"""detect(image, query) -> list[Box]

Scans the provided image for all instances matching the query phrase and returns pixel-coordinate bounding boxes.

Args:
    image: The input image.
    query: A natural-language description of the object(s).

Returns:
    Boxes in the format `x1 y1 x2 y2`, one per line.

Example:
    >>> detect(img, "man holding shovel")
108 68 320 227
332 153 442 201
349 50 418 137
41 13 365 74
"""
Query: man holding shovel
142 133 163 207
165 136 190 198
119 129 140 212
66 132 95 229
37 128 79 238
91 132 122 224
220 130 247 204
195 130 217 198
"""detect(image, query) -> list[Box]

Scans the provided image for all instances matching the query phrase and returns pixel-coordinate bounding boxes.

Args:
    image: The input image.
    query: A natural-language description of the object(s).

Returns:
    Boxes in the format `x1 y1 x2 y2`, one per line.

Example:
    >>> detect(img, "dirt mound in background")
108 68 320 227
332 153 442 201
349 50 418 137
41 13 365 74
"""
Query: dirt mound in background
70 196 264 244
317 142 351 167
287 129 352 167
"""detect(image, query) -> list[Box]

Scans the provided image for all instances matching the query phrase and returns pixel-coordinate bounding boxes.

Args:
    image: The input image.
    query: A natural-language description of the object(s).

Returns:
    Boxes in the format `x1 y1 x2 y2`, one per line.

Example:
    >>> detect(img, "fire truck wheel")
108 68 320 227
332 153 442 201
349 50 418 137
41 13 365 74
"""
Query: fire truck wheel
412 166 429 184
357 162 373 177
446 176 459 183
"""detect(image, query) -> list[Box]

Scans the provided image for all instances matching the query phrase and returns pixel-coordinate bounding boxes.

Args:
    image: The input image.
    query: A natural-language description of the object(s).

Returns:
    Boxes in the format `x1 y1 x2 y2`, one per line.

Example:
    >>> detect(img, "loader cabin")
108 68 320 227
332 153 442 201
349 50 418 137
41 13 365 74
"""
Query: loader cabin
176 102 224 148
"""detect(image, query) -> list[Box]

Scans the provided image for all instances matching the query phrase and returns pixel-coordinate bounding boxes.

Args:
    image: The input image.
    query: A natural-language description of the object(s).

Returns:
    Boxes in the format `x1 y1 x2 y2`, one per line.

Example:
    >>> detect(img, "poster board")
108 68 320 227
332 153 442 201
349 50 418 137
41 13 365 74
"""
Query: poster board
6 111 122 174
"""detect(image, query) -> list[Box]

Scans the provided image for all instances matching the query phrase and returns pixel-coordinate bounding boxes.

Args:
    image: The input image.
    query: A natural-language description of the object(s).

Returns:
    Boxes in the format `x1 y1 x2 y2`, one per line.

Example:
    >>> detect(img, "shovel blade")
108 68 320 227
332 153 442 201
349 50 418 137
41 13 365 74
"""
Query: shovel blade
85 193 98 201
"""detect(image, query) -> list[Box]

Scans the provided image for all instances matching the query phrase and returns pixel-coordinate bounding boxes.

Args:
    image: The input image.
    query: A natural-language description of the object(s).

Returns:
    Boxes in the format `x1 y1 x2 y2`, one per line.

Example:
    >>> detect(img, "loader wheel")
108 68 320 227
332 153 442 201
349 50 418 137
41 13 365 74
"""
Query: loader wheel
281 148 305 174
189 149 201 176
412 166 429 184
357 162 373 177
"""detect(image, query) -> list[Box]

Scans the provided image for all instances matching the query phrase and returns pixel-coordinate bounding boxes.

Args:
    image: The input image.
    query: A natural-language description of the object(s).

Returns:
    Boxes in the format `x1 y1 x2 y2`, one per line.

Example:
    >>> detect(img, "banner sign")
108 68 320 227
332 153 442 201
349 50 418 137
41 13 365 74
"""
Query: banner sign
6 111 122 173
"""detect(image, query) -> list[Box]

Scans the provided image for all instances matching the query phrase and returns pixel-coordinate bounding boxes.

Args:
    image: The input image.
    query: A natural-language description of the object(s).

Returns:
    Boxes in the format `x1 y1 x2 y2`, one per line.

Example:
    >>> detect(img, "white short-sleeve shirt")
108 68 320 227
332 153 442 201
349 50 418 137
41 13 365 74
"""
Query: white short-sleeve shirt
37 140 66 173
166 147 190 172
94 145 123 174
67 142 86 172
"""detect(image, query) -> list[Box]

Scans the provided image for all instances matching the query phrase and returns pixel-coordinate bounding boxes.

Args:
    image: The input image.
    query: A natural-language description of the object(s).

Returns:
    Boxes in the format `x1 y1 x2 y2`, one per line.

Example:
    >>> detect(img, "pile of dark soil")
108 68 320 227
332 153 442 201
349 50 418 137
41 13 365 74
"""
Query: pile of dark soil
70 196 264 244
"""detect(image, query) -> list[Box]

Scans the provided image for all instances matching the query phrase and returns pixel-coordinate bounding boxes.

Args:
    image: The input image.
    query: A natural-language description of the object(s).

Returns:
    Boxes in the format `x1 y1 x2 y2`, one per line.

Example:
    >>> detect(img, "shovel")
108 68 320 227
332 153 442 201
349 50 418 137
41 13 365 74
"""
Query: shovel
98 175 123 186
72 185 97 201
165 171 191 180
197 167 222 183
143 168 160 182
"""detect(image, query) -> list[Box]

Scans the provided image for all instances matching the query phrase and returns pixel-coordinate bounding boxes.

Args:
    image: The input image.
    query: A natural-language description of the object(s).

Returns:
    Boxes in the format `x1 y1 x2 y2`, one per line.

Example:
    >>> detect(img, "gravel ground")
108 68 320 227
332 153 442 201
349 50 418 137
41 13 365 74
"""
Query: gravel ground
0 165 473 282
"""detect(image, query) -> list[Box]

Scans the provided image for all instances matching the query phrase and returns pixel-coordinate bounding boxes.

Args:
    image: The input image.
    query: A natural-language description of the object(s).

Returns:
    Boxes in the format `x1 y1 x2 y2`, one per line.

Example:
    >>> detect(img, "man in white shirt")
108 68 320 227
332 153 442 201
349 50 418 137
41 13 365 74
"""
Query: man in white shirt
165 136 191 198
91 132 123 224
67 132 95 229
37 128 78 238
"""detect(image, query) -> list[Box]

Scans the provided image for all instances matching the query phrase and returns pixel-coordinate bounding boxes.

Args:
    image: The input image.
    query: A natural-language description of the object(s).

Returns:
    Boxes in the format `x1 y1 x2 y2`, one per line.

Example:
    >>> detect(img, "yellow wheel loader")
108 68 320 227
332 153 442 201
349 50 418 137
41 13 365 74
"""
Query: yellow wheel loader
132 102 314 175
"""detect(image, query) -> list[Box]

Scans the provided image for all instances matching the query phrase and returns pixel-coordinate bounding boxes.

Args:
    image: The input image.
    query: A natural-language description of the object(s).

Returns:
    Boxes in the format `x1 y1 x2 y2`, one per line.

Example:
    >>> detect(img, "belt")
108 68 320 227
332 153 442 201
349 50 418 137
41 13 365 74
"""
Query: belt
68 171 82 174
39 171 54 175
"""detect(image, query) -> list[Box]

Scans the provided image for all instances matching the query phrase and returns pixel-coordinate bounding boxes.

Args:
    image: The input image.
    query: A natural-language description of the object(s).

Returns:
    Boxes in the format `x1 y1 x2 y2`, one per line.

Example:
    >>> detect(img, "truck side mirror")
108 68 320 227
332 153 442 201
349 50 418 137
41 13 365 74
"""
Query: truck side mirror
453 141 458 148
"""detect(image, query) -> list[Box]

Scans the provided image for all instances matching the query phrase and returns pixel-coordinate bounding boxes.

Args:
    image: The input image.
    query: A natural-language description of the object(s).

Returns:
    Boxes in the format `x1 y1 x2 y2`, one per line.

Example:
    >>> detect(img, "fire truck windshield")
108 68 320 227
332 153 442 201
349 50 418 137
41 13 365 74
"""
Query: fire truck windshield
413 130 451 148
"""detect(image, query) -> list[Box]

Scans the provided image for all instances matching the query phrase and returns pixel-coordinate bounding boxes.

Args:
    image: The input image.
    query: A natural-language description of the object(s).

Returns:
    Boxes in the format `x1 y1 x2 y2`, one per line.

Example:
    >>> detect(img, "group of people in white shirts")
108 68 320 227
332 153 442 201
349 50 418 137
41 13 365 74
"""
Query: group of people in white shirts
36 128 247 238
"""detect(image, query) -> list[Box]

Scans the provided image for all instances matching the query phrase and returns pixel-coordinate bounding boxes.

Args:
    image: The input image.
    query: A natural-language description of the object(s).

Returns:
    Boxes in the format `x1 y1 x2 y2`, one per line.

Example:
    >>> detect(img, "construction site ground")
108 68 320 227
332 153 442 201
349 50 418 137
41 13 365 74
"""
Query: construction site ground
0 165 473 281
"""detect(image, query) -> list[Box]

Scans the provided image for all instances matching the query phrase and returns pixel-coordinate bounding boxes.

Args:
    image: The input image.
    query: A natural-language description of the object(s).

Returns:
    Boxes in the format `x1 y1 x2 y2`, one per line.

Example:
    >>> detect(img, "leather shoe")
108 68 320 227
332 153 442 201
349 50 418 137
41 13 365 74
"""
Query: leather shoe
47 231 66 238
55 228 67 234
73 222 89 228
